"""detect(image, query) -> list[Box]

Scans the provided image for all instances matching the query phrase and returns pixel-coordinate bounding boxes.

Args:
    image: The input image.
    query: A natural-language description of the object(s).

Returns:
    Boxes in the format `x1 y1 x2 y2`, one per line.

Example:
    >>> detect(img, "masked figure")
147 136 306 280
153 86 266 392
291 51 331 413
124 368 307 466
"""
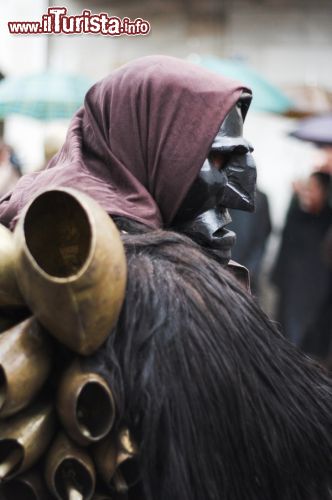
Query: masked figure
0 56 256 269
0 53 331 497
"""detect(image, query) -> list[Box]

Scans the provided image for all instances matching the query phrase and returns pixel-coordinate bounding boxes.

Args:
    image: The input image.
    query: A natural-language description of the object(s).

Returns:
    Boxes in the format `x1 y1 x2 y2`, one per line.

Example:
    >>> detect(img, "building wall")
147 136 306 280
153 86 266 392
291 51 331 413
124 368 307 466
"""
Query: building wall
47 0 332 89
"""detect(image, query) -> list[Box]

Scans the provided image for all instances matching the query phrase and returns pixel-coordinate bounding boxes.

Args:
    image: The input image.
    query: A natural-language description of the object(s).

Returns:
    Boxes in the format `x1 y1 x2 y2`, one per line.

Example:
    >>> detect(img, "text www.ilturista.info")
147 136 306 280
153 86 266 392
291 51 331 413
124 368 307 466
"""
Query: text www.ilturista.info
8 7 151 36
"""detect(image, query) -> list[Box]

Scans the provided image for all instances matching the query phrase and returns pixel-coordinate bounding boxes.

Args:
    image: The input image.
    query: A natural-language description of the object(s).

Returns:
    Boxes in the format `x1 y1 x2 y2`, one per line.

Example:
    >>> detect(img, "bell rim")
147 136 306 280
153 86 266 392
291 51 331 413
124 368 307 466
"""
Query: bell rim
18 187 97 285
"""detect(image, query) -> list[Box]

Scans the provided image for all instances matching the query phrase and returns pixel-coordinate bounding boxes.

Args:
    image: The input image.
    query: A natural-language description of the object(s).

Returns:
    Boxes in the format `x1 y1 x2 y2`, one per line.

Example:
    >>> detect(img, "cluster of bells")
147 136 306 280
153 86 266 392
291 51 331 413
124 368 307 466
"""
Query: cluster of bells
0 187 135 499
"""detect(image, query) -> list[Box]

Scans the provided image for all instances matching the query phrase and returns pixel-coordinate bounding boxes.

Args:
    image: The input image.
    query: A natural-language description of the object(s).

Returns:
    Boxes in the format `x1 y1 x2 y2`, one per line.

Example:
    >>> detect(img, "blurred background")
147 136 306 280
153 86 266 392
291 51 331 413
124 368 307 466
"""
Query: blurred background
0 0 332 360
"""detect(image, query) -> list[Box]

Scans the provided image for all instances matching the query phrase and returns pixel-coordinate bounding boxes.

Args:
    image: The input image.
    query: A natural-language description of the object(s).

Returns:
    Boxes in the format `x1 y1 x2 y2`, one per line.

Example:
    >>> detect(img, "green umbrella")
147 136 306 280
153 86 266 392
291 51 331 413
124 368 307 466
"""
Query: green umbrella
0 72 94 120
199 56 293 114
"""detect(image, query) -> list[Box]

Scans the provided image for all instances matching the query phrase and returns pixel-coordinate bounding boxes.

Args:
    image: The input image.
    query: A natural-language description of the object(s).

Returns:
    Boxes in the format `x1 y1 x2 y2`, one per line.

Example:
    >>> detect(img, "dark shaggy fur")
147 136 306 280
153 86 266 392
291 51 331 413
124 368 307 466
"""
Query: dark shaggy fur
90 230 332 500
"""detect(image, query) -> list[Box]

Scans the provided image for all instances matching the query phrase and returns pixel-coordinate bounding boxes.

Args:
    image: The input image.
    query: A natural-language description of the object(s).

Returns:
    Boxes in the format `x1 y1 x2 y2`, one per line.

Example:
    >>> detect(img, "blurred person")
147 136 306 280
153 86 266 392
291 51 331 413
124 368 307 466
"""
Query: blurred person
8 145 23 177
271 172 332 347
229 188 271 295
324 228 332 367
91 230 332 500
316 147 332 207
323 225 332 268
302 218 332 364
0 140 21 197
316 146 332 175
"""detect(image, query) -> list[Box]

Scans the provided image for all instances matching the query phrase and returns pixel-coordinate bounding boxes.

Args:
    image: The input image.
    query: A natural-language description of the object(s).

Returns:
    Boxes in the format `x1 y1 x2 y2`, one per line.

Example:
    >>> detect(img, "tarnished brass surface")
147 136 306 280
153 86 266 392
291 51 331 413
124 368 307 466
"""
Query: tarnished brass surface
0 318 52 417
14 187 127 355
0 224 24 308
57 359 115 447
45 431 95 500
0 401 55 481
94 429 139 492
1 468 52 499
0 307 30 335
92 493 113 499
0 313 17 335
0 313 22 335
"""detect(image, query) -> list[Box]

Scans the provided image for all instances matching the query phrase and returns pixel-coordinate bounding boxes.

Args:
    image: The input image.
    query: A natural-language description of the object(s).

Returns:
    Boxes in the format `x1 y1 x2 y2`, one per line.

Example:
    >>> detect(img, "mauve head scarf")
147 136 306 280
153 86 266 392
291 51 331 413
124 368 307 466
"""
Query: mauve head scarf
0 56 250 229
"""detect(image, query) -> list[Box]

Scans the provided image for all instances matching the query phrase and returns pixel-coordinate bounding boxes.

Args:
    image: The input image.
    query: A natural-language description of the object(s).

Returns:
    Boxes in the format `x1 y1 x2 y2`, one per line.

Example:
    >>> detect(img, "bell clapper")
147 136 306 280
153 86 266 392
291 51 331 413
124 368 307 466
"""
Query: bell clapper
76 408 92 439
113 469 128 494
0 448 22 480
79 423 91 439
67 484 84 500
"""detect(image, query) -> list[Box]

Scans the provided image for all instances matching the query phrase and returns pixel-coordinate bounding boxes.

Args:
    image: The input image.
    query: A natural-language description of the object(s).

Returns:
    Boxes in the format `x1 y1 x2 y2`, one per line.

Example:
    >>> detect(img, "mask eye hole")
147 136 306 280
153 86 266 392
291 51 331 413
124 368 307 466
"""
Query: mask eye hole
208 151 227 170
238 91 252 121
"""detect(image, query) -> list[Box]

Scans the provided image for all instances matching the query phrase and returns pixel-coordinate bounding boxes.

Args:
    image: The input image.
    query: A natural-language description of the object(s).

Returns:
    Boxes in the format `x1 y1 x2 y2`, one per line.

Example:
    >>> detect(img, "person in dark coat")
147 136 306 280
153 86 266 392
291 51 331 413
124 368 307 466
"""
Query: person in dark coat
301 218 332 363
229 188 271 295
271 172 332 347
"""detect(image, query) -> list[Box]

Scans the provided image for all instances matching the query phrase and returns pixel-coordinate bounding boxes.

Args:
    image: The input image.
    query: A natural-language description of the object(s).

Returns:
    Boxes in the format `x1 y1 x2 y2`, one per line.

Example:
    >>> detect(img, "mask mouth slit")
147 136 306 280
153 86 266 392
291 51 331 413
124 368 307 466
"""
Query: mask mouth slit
213 227 228 238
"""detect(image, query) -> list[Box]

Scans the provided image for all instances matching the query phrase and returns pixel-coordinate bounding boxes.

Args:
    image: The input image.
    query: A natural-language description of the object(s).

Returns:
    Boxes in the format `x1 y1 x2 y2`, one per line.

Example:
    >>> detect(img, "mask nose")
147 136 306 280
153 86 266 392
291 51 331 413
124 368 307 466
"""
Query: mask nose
219 154 257 212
